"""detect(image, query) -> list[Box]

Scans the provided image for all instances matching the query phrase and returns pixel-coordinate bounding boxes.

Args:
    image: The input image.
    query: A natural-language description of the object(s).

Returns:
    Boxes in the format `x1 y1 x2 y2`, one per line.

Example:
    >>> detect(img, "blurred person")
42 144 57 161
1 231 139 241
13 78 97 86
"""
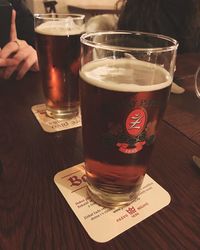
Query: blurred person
117 0 200 54
85 0 123 32
0 0 39 80
86 14 118 33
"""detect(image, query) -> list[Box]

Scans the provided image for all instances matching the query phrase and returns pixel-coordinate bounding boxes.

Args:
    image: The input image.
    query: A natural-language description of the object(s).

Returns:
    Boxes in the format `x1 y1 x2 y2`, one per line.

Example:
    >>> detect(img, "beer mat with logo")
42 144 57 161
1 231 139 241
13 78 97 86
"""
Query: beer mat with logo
31 104 81 133
54 163 171 243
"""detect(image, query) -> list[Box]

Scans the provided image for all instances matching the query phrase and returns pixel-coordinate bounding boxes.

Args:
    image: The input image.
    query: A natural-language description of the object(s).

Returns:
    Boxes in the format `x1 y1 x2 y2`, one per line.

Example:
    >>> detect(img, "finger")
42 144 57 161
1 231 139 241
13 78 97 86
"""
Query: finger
2 47 28 79
2 67 16 79
16 52 38 79
0 41 19 58
11 45 30 63
0 38 28 58
3 45 38 79
0 58 18 67
2 65 17 79
12 44 36 65
30 60 39 72
10 10 17 41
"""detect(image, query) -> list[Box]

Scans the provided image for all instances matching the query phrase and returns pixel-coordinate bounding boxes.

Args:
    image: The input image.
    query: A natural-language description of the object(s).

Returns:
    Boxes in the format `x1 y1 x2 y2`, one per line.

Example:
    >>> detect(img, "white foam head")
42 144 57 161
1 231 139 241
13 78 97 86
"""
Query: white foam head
35 18 85 36
80 58 172 92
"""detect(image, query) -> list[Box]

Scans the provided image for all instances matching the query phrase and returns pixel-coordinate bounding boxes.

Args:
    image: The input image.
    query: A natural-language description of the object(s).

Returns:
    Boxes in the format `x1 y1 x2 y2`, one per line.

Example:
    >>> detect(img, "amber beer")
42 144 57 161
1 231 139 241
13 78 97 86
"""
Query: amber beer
80 58 172 207
35 16 84 119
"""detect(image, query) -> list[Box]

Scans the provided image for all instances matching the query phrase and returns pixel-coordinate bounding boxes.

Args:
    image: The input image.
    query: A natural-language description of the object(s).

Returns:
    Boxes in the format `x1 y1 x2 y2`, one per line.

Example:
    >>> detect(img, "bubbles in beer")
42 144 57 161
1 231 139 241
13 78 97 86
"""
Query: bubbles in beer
80 58 172 92
35 17 84 36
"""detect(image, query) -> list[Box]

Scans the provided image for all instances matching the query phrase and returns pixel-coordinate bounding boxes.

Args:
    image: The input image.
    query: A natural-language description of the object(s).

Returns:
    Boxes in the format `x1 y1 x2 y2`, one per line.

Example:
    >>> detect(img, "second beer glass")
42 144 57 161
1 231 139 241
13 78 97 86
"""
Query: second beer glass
80 31 178 208
34 14 85 119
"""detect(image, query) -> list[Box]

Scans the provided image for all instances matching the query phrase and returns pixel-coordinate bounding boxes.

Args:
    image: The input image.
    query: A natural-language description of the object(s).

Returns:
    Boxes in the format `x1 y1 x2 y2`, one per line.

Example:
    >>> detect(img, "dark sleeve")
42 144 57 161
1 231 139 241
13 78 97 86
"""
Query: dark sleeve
10 0 35 48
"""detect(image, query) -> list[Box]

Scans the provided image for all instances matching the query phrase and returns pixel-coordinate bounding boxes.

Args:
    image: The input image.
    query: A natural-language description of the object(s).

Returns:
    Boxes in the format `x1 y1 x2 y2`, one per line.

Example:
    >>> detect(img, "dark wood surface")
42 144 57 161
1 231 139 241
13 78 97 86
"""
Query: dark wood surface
0 54 200 249
165 54 200 145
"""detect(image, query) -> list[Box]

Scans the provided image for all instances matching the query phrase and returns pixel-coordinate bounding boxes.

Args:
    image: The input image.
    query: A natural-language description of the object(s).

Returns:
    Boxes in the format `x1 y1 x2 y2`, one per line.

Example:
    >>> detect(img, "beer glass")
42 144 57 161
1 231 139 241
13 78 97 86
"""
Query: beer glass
80 31 178 208
34 14 85 119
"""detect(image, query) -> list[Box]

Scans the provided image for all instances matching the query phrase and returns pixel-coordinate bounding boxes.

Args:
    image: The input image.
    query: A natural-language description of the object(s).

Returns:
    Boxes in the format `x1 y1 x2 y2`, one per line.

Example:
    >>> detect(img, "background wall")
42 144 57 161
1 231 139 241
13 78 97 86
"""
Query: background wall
25 0 118 14
25 0 68 14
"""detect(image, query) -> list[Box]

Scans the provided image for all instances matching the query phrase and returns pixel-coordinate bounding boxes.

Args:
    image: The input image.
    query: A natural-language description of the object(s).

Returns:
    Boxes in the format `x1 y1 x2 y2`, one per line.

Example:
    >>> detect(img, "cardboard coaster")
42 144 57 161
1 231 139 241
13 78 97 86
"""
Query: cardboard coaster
54 163 171 243
32 104 81 133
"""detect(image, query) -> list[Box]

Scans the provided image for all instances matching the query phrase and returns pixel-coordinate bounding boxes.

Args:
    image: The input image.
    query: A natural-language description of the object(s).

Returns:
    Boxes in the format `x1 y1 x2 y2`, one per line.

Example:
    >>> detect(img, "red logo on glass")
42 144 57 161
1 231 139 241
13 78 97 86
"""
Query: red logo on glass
126 108 147 136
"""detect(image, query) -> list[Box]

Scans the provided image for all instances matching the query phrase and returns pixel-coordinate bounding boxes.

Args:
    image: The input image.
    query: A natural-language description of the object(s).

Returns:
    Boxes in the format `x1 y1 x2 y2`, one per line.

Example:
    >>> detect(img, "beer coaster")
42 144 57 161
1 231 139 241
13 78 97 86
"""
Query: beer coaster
31 104 81 133
54 163 171 243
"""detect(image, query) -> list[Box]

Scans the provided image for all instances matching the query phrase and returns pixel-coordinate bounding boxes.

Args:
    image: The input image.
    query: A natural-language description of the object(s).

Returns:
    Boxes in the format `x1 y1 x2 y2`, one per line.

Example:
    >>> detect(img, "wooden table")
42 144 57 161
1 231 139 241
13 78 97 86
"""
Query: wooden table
0 54 200 249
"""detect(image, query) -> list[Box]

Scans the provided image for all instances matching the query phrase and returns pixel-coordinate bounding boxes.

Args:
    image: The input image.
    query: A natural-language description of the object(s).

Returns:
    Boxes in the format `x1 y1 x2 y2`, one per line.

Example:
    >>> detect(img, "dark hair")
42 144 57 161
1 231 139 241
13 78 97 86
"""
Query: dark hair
118 0 200 53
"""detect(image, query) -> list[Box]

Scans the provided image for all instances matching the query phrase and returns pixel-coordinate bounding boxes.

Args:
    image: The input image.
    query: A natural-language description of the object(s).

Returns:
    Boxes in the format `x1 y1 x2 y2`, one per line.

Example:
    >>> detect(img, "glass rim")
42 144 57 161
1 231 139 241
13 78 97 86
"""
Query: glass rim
80 31 179 53
34 13 85 21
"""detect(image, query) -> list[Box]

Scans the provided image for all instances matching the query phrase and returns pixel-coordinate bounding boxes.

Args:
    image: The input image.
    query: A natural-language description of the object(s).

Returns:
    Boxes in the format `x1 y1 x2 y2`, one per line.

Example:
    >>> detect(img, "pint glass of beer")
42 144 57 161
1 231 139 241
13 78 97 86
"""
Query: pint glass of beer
80 31 178 208
34 14 85 119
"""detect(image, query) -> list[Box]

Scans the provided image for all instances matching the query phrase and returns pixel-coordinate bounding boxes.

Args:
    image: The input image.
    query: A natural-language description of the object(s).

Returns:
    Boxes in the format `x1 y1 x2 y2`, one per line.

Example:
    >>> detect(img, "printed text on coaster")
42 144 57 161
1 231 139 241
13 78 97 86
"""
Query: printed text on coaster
32 104 81 133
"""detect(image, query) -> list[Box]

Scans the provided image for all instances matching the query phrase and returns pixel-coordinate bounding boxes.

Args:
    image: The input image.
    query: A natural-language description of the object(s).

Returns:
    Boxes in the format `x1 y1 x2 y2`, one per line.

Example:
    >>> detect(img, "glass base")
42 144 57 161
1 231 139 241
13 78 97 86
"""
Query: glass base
46 105 79 120
87 183 140 208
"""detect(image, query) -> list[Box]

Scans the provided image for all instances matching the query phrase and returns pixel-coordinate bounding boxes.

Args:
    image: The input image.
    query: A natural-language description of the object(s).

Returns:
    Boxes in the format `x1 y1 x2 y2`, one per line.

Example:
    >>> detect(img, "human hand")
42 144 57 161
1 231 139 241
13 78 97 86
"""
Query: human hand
0 10 39 80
